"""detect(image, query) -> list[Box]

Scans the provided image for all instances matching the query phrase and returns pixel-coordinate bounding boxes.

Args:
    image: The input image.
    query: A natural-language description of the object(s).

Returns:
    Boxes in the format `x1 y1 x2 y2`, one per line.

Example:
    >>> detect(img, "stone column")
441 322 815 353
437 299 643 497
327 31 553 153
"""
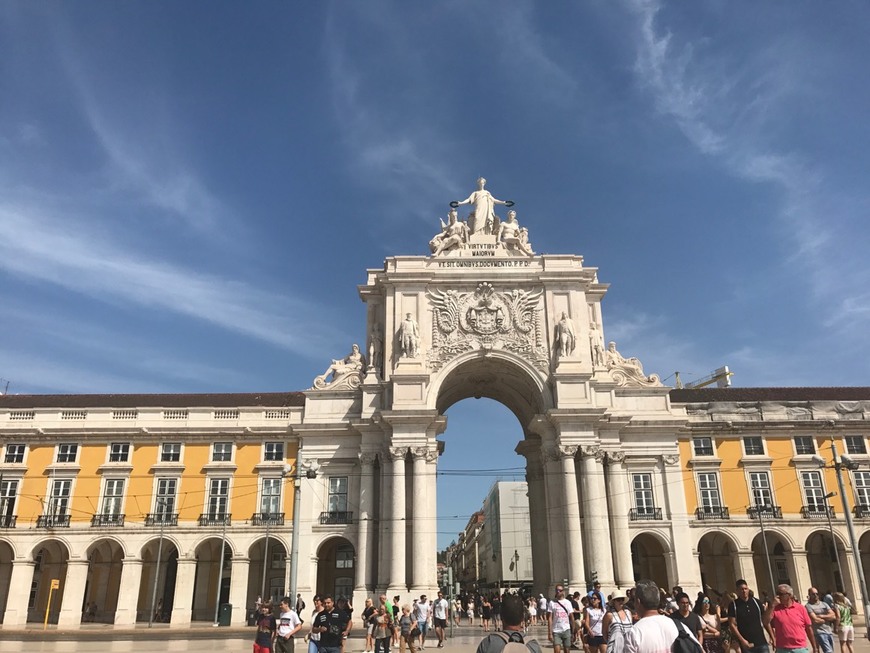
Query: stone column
791 548 812 596
411 447 428 592
581 445 615 587
378 457 392 593
388 446 408 594
517 441 551 595
58 559 89 626
170 557 197 626
558 445 585 590
605 452 634 589
424 446 439 592
114 557 143 625
2 560 34 625
660 454 701 589
736 552 759 593
356 452 378 592
542 445 568 588
229 556 250 625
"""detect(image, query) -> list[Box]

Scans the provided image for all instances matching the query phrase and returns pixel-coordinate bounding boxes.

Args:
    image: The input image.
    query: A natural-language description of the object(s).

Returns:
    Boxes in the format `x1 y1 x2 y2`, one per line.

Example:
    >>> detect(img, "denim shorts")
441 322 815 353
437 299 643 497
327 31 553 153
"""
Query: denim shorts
553 630 572 649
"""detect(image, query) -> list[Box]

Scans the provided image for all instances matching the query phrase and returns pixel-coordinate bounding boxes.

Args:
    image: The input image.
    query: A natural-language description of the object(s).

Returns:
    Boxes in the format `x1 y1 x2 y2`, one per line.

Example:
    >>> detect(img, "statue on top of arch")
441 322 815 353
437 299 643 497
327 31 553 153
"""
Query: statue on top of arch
604 341 662 388
428 177 534 256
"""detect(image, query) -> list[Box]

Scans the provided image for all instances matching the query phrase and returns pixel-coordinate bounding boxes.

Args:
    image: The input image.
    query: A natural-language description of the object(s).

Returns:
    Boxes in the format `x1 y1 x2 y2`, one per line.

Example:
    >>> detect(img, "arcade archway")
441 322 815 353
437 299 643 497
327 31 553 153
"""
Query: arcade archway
697 532 739 595
248 536 287 606
191 537 232 622
631 533 668 588
137 538 178 622
316 537 355 599
751 533 794 597
0 540 13 622
806 530 850 596
27 540 69 624
83 538 125 623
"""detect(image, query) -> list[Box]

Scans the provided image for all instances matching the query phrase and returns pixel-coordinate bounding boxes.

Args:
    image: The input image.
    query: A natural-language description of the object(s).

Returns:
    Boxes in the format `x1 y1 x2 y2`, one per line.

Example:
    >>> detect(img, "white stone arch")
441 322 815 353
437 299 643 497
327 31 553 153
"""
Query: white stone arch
631 530 671 587
425 349 553 427
85 534 129 560
187 533 240 560
805 527 852 597
0 536 17 560
138 534 184 560
696 529 741 595
29 536 73 561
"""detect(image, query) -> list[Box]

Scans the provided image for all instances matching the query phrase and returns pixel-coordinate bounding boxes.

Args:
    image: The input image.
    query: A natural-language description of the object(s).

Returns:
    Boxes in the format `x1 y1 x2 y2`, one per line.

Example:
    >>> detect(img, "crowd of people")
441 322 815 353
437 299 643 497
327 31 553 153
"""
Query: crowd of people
248 580 860 653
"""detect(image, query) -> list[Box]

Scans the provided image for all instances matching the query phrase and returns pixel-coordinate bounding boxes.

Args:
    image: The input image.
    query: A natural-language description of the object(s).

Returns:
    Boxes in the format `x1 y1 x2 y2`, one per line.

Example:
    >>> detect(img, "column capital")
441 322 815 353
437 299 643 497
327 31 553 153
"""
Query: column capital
387 446 409 461
359 451 379 466
661 453 680 466
606 450 626 464
558 445 579 459
412 446 438 462
580 444 604 462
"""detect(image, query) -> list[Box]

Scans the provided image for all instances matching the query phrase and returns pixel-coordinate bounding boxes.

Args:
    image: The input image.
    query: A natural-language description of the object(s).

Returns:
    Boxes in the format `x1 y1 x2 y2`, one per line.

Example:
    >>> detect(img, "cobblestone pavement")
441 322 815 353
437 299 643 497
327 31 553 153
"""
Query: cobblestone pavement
1 623 869 653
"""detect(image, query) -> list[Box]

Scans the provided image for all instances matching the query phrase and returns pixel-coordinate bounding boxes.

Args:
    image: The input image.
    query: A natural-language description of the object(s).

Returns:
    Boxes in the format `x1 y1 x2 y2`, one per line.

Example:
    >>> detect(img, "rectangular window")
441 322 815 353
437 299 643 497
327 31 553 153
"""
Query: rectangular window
48 479 72 516
335 544 354 569
207 477 230 517
854 472 870 507
794 436 815 455
264 442 285 461
801 471 825 510
109 443 130 463
101 479 125 516
4 444 25 463
692 437 714 456
743 437 764 456
328 477 349 513
156 478 178 515
160 443 181 462
56 443 78 463
697 473 722 509
0 479 18 519
261 478 282 514
632 473 655 514
212 442 233 462
845 436 868 455
749 472 773 507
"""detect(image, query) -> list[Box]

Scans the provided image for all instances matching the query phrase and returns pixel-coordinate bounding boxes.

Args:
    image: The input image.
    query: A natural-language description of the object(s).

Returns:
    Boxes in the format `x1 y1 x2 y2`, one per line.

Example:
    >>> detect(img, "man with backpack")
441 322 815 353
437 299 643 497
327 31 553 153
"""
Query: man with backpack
477 593 543 653
625 580 701 653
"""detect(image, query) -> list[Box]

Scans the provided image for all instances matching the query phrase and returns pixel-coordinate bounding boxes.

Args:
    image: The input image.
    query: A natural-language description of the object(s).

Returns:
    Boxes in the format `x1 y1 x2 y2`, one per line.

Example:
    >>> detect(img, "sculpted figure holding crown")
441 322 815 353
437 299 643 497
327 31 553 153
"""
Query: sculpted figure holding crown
452 177 513 234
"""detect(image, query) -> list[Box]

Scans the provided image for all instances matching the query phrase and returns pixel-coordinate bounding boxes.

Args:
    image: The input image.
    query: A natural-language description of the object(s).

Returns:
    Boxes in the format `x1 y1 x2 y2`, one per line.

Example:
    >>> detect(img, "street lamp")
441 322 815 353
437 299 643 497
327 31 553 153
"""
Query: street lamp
752 500 777 595
512 550 520 584
288 460 317 603
822 491 844 591
148 498 168 628
814 443 870 626
261 464 293 603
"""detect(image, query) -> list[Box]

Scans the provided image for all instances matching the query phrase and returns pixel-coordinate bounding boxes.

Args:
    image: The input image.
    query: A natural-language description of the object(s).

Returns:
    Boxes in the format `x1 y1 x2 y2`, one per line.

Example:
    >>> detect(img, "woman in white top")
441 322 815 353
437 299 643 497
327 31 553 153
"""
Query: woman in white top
584 594 607 653
467 598 475 626
602 594 633 653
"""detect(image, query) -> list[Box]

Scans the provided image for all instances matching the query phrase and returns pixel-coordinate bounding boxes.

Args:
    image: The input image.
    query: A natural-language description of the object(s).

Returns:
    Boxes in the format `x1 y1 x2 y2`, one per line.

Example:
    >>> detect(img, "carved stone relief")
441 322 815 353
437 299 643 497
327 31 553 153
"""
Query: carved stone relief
604 341 662 388
661 454 680 466
310 344 366 390
428 282 548 372
359 452 379 466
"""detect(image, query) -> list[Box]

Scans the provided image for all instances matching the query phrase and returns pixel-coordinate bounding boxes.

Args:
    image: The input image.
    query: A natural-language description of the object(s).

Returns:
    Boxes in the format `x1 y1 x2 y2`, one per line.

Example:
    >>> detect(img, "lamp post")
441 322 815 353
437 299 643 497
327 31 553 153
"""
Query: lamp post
512 550 520 584
289 460 316 603
212 506 229 627
822 491 844 591
147 498 168 628
754 501 776 595
261 464 293 603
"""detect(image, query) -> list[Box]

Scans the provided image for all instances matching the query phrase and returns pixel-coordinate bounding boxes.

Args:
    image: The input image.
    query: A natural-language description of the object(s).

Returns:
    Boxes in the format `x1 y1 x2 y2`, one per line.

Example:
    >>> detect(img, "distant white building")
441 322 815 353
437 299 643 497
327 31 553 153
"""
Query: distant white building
481 482 533 588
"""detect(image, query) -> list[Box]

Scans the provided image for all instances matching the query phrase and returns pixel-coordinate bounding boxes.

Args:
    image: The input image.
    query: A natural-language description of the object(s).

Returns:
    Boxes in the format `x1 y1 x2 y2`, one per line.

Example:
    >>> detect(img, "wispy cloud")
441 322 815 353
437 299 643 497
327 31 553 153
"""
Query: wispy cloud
0 203 344 359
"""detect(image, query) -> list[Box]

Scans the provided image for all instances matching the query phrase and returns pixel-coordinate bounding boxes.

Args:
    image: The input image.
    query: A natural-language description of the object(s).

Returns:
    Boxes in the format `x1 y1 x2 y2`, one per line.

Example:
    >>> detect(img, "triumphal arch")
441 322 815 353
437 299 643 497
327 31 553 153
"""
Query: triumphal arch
299 177 693 599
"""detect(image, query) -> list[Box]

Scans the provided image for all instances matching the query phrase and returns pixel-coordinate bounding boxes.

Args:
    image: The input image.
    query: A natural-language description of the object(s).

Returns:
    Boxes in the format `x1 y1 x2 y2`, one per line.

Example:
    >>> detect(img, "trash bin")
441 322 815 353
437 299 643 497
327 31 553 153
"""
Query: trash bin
219 603 232 627
247 608 257 626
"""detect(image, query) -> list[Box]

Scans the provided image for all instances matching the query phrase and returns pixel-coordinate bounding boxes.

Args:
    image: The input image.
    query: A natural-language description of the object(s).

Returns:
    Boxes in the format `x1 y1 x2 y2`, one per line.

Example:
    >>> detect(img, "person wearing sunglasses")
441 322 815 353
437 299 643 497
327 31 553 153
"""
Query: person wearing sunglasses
763 585 815 653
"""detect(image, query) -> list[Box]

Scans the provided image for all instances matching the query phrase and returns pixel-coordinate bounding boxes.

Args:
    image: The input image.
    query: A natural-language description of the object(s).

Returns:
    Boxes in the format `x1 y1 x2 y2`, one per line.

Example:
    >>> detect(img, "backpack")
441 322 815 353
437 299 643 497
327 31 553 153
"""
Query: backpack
672 623 703 653
493 630 539 653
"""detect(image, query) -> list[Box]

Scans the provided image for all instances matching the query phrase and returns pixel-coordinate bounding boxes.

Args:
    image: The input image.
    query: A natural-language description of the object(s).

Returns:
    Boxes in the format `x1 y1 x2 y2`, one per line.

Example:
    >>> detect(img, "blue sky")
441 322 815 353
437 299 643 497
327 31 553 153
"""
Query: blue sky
2 2 869 548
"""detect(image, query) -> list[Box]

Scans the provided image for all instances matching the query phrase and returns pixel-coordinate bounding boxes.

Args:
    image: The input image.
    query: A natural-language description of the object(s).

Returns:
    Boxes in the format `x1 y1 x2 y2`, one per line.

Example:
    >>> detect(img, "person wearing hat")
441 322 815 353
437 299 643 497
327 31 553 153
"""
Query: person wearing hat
602 593 633 653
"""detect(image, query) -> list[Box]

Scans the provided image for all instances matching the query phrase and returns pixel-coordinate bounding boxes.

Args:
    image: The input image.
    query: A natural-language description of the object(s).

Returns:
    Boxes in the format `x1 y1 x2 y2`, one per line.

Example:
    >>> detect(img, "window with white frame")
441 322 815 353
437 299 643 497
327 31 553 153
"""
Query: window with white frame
794 436 815 455
261 477 282 514
207 477 230 517
155 478 178 515
743 437 764 456
692 437 714 456
101 478 125 516
697 473 722 510
4 444 25 464
854 472 870 507
264 442 284 461
336 544 354 569
800 471 826 511
48 479 72 516
56 443 78 463
632 473 655 514
108 442 130 463
845 436 868 455
0 479 18 519
749 472 773 507
212 442 233 462
160 443 181 462
328 477 349 513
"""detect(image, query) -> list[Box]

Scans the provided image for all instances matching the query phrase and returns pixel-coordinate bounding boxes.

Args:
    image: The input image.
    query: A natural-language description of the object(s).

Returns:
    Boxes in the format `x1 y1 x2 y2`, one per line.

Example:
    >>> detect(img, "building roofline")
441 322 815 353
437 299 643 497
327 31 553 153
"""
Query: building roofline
0 392 305 409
